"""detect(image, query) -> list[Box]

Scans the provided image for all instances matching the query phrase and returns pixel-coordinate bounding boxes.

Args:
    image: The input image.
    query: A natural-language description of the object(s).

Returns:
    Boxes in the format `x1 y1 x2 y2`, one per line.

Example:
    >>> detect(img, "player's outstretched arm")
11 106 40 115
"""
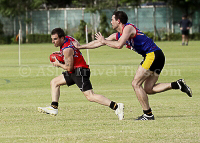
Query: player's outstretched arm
96 25 135 49
95 33 120 48
73 40 104 49
71 39 80 48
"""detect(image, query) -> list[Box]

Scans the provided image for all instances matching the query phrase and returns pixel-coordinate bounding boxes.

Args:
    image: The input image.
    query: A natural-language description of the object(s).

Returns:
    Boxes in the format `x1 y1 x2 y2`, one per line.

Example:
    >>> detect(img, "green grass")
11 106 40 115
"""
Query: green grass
0 41 200 142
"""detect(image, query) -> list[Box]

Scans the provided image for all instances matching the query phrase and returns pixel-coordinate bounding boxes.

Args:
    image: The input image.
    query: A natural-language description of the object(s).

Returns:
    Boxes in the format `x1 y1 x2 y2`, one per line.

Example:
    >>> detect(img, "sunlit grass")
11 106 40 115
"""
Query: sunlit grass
0 41 199 142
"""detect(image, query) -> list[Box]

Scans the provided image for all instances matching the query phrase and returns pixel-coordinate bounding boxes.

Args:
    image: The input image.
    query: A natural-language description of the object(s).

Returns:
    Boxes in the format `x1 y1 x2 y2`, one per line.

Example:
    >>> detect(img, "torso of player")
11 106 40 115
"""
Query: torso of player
180 19 191 30
116 23 161 57
60 36 89 71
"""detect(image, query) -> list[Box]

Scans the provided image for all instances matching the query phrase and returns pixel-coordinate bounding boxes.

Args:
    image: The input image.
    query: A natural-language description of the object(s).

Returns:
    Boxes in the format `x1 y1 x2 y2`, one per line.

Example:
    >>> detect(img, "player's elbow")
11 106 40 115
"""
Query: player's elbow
68 66 74 72
117 46 123 49
63 65 74 72
116 44 123 49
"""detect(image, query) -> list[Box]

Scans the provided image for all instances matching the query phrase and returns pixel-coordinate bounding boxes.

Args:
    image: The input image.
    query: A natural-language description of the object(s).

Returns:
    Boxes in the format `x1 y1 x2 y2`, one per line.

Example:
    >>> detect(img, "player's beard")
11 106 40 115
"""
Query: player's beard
112 24 115 29
112 24 118 30
54 41 61 47
54 43 58 47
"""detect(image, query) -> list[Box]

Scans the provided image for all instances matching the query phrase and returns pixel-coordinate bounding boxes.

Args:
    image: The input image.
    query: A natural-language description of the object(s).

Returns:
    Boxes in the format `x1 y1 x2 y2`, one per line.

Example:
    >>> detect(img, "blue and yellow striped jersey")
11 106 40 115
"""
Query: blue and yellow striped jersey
116 23 161 57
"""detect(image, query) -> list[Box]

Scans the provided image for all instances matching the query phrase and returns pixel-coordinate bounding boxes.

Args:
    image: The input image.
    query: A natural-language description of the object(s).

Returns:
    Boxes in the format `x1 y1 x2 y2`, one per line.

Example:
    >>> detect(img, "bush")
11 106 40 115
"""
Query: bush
27 34 51 43
168 33 182 41
74 20 87 43
0 20 4 35
190 33 200 40
143 31 154 40
162 33 200 41
144 32 182 41
98 13 110 37
0 35 12 44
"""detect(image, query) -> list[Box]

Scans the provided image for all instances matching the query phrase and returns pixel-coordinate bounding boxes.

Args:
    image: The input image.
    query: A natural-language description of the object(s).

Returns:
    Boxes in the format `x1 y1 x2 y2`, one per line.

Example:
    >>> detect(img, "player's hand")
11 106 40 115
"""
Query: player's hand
51 58 60 67
52 51 60 54
180 27 183 30
187 27 190 30
95 32 105 44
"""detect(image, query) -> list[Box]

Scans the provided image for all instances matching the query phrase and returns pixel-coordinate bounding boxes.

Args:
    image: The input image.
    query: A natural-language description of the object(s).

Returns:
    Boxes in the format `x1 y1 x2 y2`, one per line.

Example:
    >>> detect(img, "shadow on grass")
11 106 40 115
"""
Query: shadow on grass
123 114 198 121
155 114 198 119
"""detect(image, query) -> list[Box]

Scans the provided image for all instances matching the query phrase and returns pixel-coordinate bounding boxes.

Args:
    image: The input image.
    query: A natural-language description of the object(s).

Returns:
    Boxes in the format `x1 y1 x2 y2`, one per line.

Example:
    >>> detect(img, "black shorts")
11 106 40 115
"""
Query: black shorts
62 68 93 92
182 30 189 36
140 50 165 75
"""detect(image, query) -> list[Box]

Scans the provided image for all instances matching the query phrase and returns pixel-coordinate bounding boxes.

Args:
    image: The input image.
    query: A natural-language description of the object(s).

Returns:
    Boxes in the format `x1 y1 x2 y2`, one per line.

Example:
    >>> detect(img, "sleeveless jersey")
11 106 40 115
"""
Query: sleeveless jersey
116 23 161 57
60 36 89 71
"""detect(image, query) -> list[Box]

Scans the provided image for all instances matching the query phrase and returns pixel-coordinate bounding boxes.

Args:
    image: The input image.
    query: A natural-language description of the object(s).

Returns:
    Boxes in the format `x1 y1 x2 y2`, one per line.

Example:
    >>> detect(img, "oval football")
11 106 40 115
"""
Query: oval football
49 53 65 64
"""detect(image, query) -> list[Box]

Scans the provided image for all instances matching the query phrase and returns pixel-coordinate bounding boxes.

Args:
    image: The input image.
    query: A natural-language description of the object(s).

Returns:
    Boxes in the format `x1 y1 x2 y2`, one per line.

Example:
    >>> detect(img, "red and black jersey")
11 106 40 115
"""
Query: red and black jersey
60 36 89 72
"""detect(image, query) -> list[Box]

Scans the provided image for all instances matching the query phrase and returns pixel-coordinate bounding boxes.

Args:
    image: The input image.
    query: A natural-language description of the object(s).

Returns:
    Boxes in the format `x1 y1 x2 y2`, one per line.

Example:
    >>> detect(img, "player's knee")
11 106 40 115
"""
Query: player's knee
132 80 139 89
86 95 95 102
83 91 95 102
50 79 59 88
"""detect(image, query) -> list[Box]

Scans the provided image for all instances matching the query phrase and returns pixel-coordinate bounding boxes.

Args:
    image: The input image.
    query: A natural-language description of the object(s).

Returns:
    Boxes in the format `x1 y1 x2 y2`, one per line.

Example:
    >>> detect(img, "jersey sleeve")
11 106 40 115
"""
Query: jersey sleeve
61 36 76 51
68 36 75 41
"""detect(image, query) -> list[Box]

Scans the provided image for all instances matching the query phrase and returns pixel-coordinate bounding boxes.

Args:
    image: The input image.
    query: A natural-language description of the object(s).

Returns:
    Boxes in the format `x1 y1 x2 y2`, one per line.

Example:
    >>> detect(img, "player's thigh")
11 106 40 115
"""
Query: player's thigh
51 74 67 86
73 68 93 92
133 65 153 86
144 73 159 91
145 51 165 75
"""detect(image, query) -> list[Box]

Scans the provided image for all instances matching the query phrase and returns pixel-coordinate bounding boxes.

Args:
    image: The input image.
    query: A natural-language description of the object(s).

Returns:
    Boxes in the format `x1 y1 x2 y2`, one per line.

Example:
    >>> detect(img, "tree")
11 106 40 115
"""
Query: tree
118 0 141 7
72 0 123 10
74 20 87 43
72 0 126 40
140 0 200 16
99 13 110 37
0 20 4 35
44 0 72 8
165 0 200 16
0 0 44 42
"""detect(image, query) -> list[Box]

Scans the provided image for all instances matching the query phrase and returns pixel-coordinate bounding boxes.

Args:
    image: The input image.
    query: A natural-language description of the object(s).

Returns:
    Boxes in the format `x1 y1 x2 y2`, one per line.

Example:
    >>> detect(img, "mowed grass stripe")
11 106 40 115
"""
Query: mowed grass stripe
0 41 199 142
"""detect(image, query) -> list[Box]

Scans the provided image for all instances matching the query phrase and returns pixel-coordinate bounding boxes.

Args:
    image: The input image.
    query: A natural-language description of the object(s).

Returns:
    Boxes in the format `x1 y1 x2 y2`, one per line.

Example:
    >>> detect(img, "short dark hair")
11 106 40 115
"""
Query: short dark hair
113 11 128 24
51 28 65 38
182 14 187 18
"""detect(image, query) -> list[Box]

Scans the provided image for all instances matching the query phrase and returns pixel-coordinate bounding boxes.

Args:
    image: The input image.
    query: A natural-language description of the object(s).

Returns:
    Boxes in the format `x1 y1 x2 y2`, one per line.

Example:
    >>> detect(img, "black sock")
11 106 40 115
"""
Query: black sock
143 108 153 116
51 102 58 109
171 81 179 89
109 101 118 110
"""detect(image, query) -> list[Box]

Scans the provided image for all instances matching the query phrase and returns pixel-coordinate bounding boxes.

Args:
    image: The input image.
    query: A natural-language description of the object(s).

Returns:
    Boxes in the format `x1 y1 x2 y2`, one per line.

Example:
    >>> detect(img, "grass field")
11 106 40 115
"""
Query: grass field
0 41 200 143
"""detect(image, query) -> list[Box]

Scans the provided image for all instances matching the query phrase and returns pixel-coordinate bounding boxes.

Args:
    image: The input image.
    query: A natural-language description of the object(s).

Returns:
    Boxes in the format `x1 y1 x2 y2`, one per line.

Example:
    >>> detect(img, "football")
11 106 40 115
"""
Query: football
49 53 65 64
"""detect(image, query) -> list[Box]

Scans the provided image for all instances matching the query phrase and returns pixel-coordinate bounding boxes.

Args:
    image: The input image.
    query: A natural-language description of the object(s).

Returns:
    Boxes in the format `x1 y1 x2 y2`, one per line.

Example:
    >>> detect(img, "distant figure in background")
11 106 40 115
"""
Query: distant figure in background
179 15 192 46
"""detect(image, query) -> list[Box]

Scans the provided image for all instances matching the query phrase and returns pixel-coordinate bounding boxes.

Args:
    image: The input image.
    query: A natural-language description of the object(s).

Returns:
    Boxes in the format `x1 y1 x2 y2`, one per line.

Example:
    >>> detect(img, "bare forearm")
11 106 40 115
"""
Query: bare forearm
62 65 73 72
54 57 74 72
103 40 123 49
77 40 104 49
95 32 124 49
58 63 73 72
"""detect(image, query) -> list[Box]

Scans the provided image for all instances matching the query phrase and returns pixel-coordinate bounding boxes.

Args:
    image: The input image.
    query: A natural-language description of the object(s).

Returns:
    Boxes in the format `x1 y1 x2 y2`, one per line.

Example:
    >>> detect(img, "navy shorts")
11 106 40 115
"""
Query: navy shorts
182 30 189 36
140 50 165 75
